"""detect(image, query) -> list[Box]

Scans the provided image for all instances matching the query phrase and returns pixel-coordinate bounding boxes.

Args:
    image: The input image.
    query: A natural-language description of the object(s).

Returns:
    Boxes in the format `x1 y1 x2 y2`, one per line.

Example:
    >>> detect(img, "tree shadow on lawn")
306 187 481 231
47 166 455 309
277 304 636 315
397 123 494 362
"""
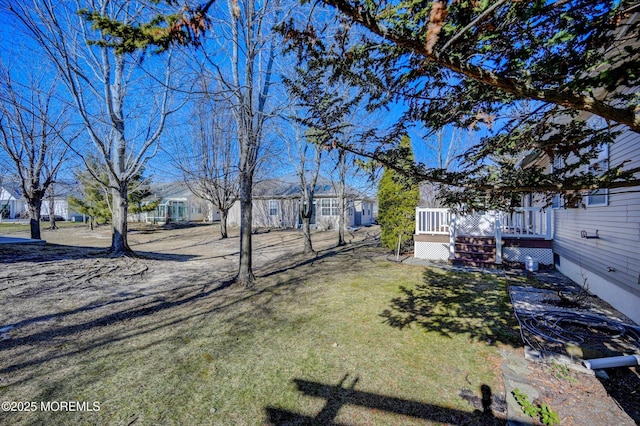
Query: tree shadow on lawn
265 375 505 425
380 268 522 347
0 243 198 263
0 236 382 376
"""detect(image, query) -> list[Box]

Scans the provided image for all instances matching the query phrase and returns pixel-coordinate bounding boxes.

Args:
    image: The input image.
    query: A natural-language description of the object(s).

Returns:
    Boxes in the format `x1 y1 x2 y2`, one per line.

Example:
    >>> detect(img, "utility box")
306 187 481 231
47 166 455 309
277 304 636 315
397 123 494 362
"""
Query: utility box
525 255 539 272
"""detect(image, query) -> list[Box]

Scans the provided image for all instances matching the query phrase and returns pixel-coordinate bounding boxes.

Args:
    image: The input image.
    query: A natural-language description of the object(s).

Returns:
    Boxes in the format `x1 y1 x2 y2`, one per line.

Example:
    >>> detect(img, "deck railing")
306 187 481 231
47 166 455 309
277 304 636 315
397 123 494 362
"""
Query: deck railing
498 208 553 240
415 207 451 235
415 207 553 240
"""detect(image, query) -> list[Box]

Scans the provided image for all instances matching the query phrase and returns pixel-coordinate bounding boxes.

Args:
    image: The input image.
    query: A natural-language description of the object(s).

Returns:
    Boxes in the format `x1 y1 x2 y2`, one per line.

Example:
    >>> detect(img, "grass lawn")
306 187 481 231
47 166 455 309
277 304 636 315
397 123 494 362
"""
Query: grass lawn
0 220 87 234
0 236 523 425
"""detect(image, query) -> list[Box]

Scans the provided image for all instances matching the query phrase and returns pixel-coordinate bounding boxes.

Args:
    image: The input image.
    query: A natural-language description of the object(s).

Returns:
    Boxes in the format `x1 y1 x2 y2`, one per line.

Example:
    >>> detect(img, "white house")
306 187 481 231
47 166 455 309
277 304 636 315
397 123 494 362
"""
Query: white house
133 182 220 224
227 175 375 230
0 182 22 220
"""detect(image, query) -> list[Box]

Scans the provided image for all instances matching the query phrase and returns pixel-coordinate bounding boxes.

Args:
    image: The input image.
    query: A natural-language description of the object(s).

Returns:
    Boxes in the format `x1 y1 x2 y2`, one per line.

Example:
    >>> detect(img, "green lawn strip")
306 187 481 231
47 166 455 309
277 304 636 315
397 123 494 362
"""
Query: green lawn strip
2 255 520 425
0 221 87 234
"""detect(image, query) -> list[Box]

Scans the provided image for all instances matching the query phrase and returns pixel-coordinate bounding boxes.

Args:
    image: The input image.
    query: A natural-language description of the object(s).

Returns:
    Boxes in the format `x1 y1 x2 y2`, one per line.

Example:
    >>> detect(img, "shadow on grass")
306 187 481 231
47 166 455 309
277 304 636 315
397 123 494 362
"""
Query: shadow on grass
0 234 381 375
0 244 198 263
265 375 504 425
380 268 521 346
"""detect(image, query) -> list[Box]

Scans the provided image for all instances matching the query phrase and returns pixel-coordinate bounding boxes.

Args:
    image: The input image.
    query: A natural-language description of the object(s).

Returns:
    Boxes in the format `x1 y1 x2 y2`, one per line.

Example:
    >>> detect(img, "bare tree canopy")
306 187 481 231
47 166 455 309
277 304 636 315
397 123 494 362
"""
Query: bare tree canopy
6 0 178 253
0 65 71 239
170 83 239 239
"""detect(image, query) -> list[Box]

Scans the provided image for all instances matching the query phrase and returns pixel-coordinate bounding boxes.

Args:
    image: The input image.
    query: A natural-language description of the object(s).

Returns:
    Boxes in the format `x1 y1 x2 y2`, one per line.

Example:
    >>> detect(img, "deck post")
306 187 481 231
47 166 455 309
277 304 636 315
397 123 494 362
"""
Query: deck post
449 213 456 260
495 215 503 265
545 208 553 240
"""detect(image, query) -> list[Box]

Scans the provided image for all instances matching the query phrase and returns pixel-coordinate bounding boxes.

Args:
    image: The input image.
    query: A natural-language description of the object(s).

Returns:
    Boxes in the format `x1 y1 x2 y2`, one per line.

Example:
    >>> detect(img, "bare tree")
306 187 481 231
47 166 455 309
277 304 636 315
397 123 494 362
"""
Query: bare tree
0 66 71 240
7 0 177 254
172 88 239 239
46 179 57 230
284 121 322 255
423 127 472 171
197 0 281 285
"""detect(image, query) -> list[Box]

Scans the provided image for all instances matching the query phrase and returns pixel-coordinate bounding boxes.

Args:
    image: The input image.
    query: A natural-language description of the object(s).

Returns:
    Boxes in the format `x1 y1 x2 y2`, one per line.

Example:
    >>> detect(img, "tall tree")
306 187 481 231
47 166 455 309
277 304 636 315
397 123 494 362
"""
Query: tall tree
210 0 281 285
172 88 239 239
281 1 640 208
377 135 420 253
0 66 71 239
283 122 323 255
7 0 177 254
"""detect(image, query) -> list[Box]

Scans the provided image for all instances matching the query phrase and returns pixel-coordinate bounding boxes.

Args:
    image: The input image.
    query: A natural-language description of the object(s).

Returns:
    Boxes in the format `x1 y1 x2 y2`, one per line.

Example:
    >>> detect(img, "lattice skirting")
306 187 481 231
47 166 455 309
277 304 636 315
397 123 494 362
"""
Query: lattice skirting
503 247 553 265
415 242 450 260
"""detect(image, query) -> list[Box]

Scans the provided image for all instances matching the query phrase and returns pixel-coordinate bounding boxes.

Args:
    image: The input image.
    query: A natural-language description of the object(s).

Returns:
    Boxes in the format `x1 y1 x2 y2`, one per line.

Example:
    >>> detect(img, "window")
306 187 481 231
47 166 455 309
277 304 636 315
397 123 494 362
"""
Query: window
585 144 609 207
320 198 339 216
269 200 278 216
550 156 564 209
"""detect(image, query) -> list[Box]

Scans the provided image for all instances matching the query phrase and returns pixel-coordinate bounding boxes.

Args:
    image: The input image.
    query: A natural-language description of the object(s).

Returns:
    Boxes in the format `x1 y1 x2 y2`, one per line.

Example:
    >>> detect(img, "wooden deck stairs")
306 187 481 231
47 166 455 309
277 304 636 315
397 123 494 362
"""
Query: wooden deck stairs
451 236 498 268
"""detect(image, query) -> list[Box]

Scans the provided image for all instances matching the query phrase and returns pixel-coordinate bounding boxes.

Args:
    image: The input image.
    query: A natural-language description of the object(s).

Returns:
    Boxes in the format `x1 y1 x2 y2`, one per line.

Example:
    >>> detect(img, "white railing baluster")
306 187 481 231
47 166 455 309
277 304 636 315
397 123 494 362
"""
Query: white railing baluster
415 207 553 239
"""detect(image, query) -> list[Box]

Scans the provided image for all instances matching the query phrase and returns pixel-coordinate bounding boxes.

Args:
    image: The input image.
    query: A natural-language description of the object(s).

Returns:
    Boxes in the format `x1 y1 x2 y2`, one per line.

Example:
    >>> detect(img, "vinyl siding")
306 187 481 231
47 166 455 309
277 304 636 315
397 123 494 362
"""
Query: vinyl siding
553 127 640 302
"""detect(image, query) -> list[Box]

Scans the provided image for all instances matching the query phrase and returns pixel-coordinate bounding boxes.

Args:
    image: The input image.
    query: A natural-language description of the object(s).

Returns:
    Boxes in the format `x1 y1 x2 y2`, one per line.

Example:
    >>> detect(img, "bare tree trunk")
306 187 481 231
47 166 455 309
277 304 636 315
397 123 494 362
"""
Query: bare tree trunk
111 183 131 254
302 214 313 254
27 197 42 240
237 173 255 285
47 185 57 230
220 208 229 239
337 150 347 246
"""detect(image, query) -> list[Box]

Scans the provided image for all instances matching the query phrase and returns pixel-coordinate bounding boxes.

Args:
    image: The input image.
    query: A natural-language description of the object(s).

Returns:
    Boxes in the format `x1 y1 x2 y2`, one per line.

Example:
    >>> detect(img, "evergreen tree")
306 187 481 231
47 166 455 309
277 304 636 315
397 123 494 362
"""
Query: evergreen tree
69 159 158 229
377 135 420 252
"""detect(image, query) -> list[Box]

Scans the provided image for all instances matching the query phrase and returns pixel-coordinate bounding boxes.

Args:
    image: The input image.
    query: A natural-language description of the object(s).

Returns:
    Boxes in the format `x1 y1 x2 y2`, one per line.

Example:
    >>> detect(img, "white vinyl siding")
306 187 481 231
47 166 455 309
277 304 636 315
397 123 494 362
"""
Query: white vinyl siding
585 144 609 206
553 128 640 305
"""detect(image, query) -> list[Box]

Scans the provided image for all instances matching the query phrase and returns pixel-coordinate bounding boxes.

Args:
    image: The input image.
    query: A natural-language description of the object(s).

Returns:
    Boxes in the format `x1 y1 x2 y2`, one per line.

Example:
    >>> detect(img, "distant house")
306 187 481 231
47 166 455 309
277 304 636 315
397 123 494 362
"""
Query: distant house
41 182 84 222
227 175 375 230
133 182 220 224
0 181 22 219
0 180 82 221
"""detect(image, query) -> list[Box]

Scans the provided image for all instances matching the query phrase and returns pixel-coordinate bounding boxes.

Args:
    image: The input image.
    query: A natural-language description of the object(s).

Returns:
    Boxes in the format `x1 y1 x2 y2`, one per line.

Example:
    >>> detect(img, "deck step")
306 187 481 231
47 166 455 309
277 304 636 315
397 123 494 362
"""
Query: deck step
454 251 495 260
451 258 501 268
453 235 497 266
455 243 496 253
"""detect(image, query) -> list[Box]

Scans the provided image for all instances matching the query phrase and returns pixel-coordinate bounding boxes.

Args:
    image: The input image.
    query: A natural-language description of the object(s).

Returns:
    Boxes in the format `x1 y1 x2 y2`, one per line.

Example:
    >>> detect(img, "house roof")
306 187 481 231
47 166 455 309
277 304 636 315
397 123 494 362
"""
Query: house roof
0 181 21 200
253 174 366 200
149 182 196 200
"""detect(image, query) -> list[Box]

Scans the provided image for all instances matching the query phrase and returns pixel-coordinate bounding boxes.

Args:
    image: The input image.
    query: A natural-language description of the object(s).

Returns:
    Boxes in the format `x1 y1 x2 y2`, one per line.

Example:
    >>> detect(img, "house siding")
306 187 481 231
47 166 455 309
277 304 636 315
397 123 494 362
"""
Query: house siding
252 198 298 228
552 128 640 323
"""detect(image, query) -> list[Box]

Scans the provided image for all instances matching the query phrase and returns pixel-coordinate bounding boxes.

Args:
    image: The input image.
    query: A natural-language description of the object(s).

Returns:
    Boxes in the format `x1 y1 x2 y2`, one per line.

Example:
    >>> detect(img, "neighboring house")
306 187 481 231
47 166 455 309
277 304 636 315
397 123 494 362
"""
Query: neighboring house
0 180 82 221
134 182 220 224
517 117 640 325
0 181 22 219
41 182 84 222
227 175 375 230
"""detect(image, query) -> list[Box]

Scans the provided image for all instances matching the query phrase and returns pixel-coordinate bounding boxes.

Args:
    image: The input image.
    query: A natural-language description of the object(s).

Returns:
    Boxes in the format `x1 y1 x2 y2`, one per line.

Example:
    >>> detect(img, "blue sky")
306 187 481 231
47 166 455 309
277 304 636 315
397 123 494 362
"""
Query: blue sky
0 0 472 199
